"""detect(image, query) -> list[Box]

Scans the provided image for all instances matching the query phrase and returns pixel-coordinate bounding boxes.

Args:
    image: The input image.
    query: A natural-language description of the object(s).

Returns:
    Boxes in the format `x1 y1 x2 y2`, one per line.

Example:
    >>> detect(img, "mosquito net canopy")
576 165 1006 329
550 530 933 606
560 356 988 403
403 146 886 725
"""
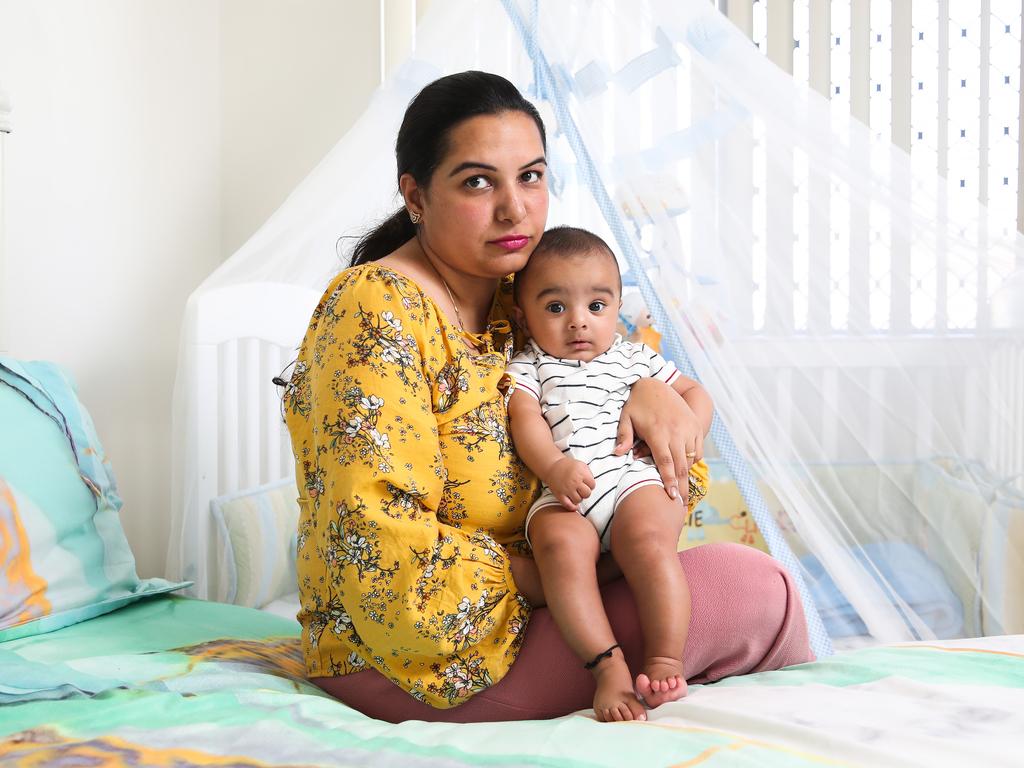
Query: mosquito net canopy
169 0 1024 657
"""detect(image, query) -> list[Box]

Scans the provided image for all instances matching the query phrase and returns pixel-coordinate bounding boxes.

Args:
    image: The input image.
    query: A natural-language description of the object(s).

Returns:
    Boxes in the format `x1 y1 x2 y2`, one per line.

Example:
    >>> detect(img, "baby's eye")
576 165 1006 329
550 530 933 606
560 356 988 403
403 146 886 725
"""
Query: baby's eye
464 175 492 190
589 301 607 312
521 169 544 183
546 302 565 314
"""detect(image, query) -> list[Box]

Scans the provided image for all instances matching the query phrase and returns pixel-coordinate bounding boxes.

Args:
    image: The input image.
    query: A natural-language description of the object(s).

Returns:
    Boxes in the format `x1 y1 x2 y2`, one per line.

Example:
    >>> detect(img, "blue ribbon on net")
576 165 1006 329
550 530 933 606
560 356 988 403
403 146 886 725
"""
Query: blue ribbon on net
503 0 833 659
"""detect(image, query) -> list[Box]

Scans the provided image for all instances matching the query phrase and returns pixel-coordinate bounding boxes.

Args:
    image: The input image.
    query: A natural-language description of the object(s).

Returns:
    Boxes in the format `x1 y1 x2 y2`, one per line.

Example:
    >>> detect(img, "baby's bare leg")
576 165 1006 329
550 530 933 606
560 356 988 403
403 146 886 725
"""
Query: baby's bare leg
609 485 690 708
529 506 646 722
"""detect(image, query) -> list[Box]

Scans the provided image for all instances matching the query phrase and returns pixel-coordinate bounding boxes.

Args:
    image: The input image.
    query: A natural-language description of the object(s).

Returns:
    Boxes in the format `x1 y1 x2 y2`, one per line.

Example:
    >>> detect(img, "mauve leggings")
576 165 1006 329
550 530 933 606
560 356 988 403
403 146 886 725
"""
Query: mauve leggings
313 542 813 723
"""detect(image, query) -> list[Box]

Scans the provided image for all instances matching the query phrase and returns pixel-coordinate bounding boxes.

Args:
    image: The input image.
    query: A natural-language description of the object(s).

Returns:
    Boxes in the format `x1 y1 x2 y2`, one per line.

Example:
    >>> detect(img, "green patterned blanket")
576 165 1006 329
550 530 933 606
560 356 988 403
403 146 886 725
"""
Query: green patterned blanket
2 596 1022 767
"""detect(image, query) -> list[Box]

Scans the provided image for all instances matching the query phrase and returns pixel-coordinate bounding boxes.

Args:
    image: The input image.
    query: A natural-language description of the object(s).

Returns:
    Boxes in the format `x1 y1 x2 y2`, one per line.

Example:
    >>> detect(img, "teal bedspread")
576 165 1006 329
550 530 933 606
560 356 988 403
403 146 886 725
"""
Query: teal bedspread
2 596 1022 767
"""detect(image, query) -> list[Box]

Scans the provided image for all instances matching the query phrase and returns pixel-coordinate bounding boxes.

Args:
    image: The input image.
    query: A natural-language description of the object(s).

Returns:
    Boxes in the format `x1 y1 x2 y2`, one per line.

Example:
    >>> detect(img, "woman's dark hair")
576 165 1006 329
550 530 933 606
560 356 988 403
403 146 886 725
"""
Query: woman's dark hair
349 71 547 266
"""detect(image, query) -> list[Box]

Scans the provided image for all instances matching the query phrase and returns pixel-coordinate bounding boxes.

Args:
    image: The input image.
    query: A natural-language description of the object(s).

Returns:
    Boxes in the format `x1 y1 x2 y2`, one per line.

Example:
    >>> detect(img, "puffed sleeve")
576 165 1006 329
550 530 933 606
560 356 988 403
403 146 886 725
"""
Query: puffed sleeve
505 345 542 401
285 267 528 708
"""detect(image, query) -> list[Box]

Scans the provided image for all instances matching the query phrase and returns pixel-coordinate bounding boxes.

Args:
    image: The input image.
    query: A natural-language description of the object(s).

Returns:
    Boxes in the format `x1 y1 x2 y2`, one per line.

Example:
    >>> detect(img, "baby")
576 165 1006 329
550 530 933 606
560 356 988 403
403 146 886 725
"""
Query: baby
507 226 712 722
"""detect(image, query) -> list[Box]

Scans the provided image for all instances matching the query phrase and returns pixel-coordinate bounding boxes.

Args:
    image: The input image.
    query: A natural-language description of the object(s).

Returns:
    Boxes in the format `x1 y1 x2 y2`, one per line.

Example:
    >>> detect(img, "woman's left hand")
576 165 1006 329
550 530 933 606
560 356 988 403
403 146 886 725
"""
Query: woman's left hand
614 377 703 500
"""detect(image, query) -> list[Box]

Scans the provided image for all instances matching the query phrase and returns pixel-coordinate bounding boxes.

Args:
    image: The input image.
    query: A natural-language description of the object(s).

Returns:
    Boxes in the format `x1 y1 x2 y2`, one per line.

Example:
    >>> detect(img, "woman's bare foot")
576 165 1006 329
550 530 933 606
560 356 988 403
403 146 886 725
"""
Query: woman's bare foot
635 656 687 708
592 657 647 722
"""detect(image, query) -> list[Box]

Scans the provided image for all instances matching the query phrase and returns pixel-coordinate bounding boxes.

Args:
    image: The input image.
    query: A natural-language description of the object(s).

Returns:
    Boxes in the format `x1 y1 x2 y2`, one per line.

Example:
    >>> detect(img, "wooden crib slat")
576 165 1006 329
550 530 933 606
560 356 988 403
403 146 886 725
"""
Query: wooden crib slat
776 367 794 450
764 0 796 333
219 341 239 495
1016 344 1023 491
262 341 281 484
964 364 983 462
822 367 839 459
241 337 261 489
765 125 794 334
195 344 219 526
868 366 886 457
990 344 1005 478
915 367 934 458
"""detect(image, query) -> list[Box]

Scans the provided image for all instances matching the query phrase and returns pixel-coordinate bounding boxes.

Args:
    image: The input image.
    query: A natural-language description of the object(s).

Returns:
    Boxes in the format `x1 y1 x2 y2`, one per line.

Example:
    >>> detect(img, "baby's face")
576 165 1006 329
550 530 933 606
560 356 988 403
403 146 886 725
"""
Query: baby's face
516 249 621 362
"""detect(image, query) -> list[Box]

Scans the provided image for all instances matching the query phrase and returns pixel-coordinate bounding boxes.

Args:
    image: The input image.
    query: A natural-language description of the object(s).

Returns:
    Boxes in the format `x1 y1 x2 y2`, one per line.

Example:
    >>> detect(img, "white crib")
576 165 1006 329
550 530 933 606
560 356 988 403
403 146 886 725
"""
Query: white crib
174 1 1024 617
177 281 318 600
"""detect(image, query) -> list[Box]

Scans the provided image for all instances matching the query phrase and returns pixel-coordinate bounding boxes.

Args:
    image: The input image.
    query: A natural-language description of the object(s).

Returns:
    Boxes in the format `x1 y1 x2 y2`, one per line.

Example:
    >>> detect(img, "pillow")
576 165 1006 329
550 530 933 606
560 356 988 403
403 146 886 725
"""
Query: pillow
0 358 188 642
800 540 964 639
210 479 299 608
915 457 1024 636
678 459 771 554
984 487 1024 635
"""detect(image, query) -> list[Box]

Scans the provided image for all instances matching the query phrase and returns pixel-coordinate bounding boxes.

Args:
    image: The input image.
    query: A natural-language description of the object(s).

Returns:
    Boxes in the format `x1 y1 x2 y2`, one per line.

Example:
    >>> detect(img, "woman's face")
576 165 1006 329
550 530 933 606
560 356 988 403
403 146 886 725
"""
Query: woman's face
402 111 549 280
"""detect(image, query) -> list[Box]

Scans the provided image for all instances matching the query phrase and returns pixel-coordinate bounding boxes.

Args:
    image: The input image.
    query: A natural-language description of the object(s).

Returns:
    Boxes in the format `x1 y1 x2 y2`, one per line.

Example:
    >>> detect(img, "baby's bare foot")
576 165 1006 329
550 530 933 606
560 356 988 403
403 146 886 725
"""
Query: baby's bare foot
592 657 647 722
635 656 687 708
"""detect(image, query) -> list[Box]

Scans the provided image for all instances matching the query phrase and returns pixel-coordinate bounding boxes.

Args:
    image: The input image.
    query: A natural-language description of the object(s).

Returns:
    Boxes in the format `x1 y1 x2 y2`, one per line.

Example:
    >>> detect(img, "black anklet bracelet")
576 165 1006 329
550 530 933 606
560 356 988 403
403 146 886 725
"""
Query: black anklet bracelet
583 643 621 670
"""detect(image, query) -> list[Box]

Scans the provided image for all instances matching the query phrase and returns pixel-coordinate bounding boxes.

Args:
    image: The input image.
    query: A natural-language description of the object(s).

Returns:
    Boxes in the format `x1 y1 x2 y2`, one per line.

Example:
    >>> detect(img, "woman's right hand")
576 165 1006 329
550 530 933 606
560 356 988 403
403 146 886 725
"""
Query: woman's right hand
509 555 546 607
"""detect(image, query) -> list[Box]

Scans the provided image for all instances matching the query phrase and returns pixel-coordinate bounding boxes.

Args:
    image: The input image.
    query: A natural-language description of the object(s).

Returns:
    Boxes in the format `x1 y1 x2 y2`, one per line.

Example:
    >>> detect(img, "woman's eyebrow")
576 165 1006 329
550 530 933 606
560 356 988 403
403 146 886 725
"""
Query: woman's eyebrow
448 157 547 177
449 161 496 176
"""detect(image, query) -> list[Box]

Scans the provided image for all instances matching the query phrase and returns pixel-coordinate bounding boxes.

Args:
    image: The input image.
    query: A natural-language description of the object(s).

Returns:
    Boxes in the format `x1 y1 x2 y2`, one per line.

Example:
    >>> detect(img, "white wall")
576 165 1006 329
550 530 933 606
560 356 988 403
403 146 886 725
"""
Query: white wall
220 0 380 258
0 1 380 577
0 0 222 578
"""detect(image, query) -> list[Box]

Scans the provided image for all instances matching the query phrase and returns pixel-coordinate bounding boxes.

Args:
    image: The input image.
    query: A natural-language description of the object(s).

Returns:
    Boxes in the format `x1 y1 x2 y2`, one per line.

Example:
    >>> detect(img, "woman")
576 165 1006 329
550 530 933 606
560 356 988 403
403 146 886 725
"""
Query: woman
283 70 812 723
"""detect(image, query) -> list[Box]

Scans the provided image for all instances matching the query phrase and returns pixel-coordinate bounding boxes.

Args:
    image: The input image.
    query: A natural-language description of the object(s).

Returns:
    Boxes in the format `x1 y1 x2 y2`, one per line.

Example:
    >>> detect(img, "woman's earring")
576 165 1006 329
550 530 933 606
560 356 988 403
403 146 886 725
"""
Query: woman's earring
408 209 422 224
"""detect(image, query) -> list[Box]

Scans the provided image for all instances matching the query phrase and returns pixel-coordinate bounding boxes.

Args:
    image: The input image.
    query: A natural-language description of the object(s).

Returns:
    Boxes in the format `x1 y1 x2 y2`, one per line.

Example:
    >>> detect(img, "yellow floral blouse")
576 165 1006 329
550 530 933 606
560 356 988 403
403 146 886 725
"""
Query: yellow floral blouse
284 263 538 709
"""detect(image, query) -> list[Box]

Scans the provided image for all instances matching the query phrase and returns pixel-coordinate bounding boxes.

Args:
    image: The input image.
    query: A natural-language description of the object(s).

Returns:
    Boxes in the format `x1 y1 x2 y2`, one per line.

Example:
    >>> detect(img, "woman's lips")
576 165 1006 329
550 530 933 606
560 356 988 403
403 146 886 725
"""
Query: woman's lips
490 235 530 251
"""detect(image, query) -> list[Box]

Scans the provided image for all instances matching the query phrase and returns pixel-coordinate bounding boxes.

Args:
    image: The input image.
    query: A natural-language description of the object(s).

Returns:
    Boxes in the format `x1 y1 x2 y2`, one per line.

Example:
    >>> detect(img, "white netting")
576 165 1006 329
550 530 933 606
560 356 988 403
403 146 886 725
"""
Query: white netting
168 0 1024 653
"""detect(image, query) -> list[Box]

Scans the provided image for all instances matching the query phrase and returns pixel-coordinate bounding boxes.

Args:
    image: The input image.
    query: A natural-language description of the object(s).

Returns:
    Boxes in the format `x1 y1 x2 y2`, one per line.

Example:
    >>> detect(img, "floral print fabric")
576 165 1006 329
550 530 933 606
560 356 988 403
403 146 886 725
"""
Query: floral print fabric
284 264 538 708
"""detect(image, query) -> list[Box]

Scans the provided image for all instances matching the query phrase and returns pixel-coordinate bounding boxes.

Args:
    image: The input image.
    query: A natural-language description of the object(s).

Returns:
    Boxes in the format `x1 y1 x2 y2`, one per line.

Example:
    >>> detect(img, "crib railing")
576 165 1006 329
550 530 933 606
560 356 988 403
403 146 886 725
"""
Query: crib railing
734 336 1022 483
190 283 318 511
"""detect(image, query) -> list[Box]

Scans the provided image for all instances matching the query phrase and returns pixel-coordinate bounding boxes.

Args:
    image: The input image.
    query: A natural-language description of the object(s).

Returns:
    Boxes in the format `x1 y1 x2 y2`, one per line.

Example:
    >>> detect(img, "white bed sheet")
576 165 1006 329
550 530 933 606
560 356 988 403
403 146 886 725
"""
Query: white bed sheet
261 592 300 623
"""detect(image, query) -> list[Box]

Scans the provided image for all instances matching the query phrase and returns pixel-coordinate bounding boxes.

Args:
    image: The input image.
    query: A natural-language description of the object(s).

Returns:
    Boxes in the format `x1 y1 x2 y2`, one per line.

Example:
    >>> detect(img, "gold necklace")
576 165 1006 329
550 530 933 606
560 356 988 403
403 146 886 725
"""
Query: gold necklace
422 251 469 334
439 275 467 334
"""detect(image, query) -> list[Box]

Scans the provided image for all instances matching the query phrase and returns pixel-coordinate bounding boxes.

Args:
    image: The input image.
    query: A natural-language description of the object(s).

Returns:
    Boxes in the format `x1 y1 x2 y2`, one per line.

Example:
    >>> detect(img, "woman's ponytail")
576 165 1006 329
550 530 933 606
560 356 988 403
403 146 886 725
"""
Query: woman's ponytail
349 208 417 266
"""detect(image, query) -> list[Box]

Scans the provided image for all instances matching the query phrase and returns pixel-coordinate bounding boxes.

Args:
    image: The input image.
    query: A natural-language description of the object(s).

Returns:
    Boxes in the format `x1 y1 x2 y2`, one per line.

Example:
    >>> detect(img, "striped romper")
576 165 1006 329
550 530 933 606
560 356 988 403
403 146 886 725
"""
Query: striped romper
507 334 682 550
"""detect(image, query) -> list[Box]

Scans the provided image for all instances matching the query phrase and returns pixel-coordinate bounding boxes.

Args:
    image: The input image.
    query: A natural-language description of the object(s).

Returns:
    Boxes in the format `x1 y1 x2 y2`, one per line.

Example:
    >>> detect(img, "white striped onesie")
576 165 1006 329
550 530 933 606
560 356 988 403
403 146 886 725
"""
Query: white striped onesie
507 334 680 550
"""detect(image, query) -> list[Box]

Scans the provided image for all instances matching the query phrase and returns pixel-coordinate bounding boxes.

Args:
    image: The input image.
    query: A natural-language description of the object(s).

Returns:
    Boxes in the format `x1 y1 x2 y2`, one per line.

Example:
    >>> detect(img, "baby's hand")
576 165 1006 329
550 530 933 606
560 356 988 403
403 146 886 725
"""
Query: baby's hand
545 458 596 511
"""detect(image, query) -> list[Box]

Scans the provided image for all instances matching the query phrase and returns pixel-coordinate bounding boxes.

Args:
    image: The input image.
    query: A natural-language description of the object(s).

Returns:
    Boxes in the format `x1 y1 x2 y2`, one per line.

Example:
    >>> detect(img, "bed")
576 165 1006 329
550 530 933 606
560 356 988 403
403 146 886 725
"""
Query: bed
4 300 1024 767
3 594 1023 766
4 3 1024 761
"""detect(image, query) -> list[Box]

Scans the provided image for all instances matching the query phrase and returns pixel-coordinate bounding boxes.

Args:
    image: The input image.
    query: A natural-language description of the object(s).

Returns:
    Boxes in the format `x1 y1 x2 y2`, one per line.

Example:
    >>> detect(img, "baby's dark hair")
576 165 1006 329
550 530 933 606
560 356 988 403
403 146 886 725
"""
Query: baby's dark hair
513 226 621 304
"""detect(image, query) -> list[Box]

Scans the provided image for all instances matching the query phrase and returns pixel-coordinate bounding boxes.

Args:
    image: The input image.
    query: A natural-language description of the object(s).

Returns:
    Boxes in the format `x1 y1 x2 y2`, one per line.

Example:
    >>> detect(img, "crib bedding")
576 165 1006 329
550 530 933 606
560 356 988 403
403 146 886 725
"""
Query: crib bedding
1 596 1022 767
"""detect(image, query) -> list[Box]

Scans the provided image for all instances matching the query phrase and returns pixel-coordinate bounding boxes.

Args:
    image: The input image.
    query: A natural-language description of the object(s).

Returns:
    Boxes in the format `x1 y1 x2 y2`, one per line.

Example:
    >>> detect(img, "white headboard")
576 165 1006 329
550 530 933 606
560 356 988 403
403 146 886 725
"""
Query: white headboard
178 280 319 599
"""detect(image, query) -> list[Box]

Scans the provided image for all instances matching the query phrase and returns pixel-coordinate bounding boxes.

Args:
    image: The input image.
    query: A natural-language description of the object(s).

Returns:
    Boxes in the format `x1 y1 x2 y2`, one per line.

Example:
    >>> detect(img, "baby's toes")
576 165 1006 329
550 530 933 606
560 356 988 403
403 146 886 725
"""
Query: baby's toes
627 698 648 721
636 672 655 701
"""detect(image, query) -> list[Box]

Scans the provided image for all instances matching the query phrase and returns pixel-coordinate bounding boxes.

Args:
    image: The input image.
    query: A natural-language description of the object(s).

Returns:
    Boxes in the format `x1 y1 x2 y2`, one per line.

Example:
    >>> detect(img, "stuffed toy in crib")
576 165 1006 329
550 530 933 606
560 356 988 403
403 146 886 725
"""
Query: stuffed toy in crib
618 292 662 352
